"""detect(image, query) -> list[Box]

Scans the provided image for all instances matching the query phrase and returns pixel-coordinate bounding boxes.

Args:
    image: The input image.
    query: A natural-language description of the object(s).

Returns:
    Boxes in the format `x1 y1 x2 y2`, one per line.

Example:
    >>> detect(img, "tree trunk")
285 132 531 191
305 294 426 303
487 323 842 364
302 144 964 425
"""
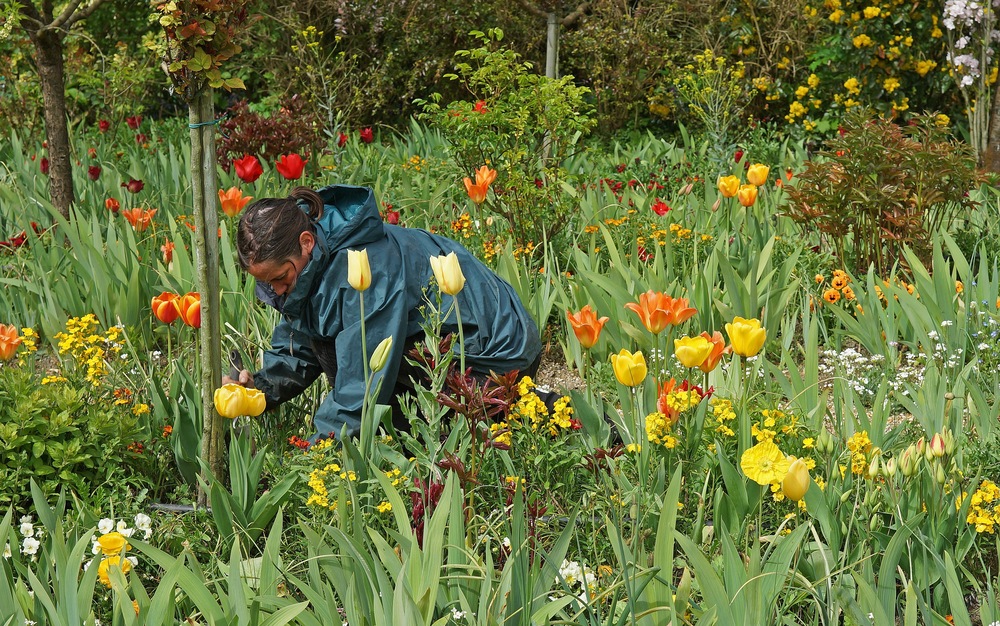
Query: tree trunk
983 79 1000 172
190 89 224 505
32 29 74 219
545 11 558 80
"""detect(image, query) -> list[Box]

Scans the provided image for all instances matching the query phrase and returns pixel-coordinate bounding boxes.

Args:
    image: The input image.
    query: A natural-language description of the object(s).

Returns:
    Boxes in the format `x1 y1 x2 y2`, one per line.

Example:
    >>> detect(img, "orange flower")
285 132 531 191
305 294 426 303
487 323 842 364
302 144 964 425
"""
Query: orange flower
218 187 252 218
174 292 201 328
842 286 855 300
814 274 825 284
567 305 609 349
152 292 180 324
737 184 758 207
823 288 840 304
698 331 731 373
463 166 497 204
0 324 22 361
624 291 697 334
831 275 848 290
121 208 157 232
161 240 175 264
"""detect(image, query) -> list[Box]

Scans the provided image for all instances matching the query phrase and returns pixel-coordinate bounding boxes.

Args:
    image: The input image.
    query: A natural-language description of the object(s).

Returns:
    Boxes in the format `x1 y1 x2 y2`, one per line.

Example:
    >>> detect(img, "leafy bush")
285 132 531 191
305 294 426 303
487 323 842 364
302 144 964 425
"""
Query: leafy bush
0 366 141 509
216 96 320 170
782 109 980 275
418 28 595 248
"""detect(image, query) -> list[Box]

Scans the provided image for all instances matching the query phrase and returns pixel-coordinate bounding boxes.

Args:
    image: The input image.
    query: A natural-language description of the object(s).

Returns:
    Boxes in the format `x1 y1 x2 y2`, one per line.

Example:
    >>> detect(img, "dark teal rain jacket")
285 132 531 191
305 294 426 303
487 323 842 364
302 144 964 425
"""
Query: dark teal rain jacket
253 185 541 439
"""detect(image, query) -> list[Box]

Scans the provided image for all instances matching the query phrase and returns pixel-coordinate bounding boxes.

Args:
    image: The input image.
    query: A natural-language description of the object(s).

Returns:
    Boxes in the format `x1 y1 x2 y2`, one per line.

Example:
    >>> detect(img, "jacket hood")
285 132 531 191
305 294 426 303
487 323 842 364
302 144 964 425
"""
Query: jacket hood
279 185 385 317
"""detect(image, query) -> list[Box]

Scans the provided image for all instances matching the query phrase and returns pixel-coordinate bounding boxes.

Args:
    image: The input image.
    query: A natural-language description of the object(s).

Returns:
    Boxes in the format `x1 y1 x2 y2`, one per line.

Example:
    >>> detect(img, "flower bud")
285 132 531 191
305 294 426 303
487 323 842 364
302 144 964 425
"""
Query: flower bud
840 489 853 503
429 251 466 295
347 248 371 292
929 433 946 458
867 457 881 479
934 461 947 485
944 429 955 456
369 336 393 372
869 515 880 532
782 457 810 502
884 457 897 477
900 447 916 477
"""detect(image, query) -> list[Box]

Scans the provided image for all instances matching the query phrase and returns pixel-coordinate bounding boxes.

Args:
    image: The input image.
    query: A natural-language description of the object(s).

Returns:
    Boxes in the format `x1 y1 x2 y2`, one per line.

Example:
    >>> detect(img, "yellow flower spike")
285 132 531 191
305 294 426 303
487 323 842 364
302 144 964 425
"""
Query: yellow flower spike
347 248 371 292
429 251 466 295
610 349 647 386
782 457 810 501
673 335 714 368
737 184 758 207
717 175 740 198
725 316 767 357
746 163 770 186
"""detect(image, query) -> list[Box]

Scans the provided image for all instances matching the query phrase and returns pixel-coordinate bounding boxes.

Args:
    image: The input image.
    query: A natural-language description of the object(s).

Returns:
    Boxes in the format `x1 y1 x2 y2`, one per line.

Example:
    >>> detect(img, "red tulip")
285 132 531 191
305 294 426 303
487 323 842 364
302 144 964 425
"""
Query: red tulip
98 120 110 133
651 198 670 216
135 133 148 144
151 292 180 324
121 208 157 232
88 165 101 181
174 292 201 328
106 197 120 213
233 155 263 183
126 115 142 130
40 158 49 175
385 208 400 225
161 240 175 264
122 178 144 194
734 149 744 163
337 133 348 148
275 153 306 180
359 128 374 144
87 148 97 159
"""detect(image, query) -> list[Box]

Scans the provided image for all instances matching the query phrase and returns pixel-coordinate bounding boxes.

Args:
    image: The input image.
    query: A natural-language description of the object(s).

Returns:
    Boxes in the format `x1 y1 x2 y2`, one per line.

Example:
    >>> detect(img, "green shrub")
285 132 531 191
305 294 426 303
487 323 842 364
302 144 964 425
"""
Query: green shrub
782 109 980 275
0 366 142 510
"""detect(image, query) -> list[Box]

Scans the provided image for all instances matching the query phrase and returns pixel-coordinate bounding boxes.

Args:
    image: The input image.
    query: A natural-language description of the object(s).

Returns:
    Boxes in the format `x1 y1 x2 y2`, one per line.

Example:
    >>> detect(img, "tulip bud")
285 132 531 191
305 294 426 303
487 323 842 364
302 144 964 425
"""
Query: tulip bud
899 447 915 477
711 197 722 212
347 248 371 292
915 436 925 457
369 336 393 372
840 490 853 503
885 457 897 477
429 251 466 296
934 461 947 485
944 428 955 456
867 456 881 479
869 515 880 532
681 183 694 195
840 521 849 536
929 433 946 458
782 457 810 502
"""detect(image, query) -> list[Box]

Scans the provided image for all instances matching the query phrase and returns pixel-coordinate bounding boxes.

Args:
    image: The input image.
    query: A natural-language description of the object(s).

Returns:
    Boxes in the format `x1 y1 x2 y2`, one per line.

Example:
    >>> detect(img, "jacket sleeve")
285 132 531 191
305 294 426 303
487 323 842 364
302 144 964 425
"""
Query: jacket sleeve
253 319 323 409
309 267 412 440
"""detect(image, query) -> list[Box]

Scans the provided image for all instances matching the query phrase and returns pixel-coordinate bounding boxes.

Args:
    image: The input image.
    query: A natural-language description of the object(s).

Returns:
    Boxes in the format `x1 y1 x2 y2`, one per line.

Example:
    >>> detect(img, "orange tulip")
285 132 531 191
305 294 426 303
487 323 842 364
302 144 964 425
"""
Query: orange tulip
624 291 698 335
737 184 758 207
151 292 180 324
218 187 252 218
463 165 497 204
698 331 731 373
121 208 157 232
567 305 609 349
161 240 175 264
0 324 22 361
174 292 201 328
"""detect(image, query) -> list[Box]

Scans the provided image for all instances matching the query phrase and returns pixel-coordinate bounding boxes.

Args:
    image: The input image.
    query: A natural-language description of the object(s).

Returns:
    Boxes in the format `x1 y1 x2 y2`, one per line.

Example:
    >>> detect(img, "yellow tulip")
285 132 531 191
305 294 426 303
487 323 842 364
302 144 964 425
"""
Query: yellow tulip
673 335 714 368
746 163 770 187
782 457 810 501
97 532 129 556
610 349 647 386
725 316 767 357
369 336 393 372
717 175 740 198
347 248 371 292
430 251 466 295
214 384 267 419
737 184 758 207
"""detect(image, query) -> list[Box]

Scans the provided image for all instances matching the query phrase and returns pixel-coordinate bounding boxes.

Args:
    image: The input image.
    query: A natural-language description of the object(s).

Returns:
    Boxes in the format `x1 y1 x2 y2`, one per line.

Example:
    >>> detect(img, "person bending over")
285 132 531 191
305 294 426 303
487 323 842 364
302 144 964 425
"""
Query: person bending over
223 184 541 439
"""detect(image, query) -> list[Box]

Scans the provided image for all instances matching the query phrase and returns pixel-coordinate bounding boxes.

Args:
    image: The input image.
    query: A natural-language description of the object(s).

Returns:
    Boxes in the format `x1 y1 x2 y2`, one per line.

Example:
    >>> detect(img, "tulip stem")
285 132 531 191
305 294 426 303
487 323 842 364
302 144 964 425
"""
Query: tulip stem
453 296 465 378
359 292 373 454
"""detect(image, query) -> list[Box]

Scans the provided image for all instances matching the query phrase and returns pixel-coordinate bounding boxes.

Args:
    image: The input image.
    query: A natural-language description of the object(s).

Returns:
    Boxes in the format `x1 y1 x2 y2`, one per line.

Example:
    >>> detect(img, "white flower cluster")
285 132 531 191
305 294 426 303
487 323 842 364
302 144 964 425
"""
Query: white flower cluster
818 347 925 398
942 0 1000 84
91 513 153 555
9 515 45 561
556 558 598 598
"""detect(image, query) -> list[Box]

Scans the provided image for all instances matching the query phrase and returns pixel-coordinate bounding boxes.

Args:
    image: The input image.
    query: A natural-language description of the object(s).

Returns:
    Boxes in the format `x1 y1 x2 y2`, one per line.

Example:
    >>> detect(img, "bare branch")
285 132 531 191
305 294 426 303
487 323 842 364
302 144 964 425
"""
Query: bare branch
63 0 109 29
517 0 547 19
561 1 591 26
49 0 84 30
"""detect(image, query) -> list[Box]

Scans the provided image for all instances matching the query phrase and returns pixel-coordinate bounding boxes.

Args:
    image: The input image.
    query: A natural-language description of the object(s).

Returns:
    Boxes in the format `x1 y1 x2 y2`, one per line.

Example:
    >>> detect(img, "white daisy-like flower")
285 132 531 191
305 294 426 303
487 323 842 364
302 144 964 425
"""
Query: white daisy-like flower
19 521 34 538
98 518 115 534
450 607 466 620
117 520 134 538
134 513 152 532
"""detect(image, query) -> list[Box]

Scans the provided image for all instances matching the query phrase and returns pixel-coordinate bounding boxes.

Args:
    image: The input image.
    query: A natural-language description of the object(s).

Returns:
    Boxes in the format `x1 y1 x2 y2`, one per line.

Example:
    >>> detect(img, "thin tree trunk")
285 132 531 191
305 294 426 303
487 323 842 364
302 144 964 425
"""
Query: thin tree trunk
983 79 1000 171
33 29 74 219
190 89 224 505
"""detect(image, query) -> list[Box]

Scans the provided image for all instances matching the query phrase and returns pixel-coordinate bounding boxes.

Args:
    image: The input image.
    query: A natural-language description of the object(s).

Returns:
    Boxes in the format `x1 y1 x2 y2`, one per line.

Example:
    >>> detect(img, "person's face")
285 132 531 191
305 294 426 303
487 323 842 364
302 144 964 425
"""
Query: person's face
247 231 315 297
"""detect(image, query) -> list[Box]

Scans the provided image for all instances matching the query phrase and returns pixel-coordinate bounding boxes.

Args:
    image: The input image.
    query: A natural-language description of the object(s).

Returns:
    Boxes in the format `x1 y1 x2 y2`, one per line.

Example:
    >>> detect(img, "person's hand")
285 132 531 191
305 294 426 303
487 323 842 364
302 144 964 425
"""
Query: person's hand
222 369 254 388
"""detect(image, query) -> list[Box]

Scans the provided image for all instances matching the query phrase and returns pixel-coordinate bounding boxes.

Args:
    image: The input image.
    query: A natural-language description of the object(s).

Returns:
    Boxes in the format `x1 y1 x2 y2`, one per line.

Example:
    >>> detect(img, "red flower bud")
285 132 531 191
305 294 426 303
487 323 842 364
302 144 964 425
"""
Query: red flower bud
359 127 374 144
98 120 110 133
88 165 102 181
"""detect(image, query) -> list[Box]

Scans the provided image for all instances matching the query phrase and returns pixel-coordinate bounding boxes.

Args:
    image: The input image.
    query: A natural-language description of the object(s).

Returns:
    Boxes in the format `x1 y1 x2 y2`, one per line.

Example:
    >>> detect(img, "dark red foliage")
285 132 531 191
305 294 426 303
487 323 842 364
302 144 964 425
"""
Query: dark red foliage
216 96 319 171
